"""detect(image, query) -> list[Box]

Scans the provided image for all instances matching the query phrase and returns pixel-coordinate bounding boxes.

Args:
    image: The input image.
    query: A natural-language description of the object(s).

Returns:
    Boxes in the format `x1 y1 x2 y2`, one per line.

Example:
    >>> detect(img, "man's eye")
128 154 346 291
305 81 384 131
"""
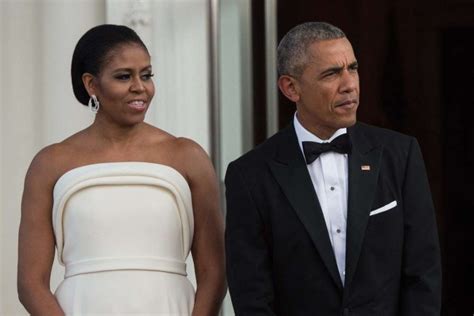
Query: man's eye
323 72 335 78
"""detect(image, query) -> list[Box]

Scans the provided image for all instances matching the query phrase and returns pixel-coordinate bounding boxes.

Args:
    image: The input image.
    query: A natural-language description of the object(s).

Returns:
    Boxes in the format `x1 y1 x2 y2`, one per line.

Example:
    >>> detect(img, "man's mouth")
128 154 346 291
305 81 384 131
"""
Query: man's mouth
335 99 357 107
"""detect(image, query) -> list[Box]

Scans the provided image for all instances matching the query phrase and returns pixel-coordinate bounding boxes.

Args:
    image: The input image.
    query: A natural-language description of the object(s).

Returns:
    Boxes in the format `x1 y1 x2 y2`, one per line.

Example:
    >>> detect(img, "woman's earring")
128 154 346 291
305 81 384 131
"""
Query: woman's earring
88 95 100 113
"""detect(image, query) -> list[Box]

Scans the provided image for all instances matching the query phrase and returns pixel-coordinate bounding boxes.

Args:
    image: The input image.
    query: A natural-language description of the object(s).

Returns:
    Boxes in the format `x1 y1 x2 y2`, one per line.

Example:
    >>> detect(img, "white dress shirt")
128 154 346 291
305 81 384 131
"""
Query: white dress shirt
293 113 348 284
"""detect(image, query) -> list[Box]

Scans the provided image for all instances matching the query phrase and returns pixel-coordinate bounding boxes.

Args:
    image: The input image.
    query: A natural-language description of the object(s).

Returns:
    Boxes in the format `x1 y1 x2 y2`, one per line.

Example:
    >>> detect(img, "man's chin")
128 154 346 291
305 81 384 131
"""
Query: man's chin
338 116 357 129
347 119 357 127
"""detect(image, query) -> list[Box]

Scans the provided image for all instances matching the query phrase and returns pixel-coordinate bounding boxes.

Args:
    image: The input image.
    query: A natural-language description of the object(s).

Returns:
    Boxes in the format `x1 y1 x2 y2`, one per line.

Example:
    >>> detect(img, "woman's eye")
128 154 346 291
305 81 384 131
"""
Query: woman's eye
142 73 154 80
115 74 130 80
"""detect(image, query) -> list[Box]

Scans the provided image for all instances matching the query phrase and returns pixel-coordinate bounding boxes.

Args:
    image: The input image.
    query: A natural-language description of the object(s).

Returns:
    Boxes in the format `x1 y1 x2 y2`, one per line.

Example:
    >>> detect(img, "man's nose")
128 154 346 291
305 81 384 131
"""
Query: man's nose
339 70 358 93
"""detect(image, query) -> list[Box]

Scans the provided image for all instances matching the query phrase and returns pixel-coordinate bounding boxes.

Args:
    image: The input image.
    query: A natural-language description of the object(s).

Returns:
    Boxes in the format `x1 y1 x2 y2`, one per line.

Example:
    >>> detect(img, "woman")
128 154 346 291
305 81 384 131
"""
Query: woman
18 24 226 315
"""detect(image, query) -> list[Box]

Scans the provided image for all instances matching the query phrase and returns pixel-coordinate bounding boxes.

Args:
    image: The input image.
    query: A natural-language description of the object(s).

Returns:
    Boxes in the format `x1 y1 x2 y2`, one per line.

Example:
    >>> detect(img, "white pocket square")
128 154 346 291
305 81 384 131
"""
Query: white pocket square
369 200 397 216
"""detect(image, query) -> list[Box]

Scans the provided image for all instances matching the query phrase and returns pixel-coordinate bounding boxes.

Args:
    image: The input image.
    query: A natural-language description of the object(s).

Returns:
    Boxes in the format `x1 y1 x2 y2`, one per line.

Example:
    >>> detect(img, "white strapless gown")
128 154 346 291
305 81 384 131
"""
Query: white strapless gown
52 162 195 315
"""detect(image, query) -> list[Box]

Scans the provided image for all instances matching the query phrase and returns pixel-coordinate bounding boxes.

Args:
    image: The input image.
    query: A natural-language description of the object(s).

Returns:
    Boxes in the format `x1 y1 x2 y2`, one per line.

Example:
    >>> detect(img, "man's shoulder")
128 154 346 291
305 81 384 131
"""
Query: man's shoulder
352 121 414 147
352 122 421 167
227 126 291 171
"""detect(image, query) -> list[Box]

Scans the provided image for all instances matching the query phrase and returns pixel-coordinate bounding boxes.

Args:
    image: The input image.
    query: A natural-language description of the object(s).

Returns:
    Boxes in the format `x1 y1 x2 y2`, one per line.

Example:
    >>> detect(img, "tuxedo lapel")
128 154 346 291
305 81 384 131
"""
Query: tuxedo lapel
268 125 343 291
344 124 382 291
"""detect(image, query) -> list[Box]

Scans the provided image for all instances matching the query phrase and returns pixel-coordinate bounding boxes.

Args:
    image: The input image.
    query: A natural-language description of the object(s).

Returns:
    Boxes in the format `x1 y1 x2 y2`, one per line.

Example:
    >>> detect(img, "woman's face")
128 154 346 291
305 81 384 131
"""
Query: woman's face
92 43 155 126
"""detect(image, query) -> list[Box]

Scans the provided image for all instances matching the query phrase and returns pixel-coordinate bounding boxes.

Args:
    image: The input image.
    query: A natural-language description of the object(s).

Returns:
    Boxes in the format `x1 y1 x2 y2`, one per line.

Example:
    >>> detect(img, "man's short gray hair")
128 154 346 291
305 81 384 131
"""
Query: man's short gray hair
277 22 346 77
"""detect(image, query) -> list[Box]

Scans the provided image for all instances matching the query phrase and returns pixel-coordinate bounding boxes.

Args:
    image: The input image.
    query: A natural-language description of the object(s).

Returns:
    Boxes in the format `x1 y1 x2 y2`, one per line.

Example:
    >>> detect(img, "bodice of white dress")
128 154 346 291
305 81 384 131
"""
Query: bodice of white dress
52 162 195 315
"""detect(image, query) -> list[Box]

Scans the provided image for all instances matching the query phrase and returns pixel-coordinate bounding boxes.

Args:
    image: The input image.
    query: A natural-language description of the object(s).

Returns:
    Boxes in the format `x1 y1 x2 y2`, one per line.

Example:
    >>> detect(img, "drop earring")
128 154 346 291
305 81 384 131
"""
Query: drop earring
88 95 100 113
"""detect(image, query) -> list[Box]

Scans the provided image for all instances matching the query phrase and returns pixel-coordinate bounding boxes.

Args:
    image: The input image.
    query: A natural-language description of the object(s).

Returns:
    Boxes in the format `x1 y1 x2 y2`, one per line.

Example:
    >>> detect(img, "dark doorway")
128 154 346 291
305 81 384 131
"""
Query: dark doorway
441 27 474 315
250 0 474 314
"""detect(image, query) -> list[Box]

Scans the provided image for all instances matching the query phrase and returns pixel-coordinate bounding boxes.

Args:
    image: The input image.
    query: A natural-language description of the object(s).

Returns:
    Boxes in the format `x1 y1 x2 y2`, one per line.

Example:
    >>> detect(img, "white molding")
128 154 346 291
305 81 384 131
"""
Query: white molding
0 2 4 313
265 0 278 137
106 0 152 47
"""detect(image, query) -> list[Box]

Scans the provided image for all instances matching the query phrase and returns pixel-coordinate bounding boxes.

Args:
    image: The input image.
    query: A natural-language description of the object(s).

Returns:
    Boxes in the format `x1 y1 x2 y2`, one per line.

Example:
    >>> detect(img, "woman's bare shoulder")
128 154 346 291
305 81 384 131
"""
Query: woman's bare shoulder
173 137 208 156
172 137 215 180
142 124 175 142
141 126 212 181
27 131 91 185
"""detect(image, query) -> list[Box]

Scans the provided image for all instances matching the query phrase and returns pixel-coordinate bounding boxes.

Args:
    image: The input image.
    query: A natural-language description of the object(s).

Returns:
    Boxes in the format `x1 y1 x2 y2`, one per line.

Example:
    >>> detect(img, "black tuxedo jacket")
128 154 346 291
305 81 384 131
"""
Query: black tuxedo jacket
225 122 441 316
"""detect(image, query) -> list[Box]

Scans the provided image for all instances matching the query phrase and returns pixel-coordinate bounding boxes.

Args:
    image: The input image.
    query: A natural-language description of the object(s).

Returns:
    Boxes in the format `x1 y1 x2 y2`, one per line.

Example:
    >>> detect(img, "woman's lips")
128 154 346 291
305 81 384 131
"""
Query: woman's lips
127 100 147 111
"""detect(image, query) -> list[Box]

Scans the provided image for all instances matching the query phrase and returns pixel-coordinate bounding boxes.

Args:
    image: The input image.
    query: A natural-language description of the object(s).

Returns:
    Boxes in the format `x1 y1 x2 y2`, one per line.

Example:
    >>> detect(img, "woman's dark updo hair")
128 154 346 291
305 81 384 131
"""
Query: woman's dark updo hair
71 24 149 106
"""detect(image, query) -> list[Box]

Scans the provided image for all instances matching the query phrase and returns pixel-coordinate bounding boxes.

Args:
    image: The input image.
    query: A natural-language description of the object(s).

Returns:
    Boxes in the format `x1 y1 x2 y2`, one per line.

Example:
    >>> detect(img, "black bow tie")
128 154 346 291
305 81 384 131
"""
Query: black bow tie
302 133 352 164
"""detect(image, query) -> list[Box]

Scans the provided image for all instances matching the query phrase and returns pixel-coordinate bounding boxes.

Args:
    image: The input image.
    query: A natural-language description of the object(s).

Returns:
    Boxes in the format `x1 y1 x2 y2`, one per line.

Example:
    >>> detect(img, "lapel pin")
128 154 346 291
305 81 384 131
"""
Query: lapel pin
361 165 371 171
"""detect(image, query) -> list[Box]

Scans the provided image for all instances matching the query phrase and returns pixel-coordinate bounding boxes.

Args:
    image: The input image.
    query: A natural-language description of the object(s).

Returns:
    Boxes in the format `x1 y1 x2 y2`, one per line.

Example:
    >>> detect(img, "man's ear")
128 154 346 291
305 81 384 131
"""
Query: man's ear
278 75 300 103
82 73 96 97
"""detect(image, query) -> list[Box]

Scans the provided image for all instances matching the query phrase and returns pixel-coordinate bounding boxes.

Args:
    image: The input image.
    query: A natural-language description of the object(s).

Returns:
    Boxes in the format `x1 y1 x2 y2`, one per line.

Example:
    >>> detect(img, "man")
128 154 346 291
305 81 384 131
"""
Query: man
225 22 441 315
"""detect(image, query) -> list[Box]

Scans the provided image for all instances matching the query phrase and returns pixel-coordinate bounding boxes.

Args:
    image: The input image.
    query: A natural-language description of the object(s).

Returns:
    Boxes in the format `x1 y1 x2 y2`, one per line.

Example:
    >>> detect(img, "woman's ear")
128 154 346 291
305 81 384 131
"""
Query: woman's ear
82 73 96 97
277 75 300 103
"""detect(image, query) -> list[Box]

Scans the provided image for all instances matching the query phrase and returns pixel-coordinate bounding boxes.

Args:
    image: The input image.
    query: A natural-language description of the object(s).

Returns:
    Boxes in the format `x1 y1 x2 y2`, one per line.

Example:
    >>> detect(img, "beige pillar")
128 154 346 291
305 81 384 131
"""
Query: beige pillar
1 1 105 314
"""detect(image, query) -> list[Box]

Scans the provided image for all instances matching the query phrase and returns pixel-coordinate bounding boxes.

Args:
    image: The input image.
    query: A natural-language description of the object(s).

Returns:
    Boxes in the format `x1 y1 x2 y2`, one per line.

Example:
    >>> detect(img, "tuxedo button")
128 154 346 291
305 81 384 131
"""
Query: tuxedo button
336 228 341 233
330 186 335 191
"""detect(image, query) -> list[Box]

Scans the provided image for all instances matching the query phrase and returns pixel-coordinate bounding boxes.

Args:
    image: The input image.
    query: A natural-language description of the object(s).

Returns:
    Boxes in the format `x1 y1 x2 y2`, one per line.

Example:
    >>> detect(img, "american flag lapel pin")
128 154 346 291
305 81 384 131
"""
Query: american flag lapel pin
361 165 371 171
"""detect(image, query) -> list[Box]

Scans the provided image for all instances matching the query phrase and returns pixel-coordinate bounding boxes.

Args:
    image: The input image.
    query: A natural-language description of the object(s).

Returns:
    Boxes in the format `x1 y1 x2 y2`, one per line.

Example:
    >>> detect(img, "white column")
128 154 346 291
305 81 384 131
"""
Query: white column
1 1 105 315
219 1 253 314
0 2 4 312
149 0 210 152
150 0 210 290
265 0 278 137
38 0 106 297
219 0 253 176
106 0 212 290
40 0 106 144
1 2 44 314
106 0 211 152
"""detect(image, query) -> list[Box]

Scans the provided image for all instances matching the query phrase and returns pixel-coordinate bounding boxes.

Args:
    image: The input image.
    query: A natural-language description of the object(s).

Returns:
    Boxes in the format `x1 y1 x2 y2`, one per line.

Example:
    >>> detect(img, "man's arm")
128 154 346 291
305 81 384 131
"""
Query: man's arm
225 162 276 316
400 138 442 315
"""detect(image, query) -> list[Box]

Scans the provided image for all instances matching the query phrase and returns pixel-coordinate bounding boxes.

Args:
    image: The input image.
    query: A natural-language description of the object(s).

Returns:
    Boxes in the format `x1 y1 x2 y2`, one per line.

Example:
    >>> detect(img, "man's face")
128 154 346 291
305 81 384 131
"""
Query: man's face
293 37 359 139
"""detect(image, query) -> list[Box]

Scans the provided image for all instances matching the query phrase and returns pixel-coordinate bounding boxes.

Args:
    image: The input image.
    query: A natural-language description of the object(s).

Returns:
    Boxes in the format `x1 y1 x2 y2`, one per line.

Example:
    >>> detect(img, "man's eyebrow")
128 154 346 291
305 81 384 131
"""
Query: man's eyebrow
320 62 359 76
320 65 344 76
348 61 359 68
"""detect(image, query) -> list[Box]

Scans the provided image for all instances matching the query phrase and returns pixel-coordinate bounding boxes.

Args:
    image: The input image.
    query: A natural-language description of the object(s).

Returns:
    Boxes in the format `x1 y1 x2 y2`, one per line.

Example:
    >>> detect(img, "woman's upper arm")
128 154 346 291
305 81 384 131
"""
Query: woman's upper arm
178 139 225 278
18 147 60 288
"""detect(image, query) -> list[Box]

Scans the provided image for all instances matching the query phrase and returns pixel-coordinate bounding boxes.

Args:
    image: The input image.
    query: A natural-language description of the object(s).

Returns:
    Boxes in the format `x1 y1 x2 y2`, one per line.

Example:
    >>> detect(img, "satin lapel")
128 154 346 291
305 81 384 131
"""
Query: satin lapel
268 125 343 291
344 125 382 291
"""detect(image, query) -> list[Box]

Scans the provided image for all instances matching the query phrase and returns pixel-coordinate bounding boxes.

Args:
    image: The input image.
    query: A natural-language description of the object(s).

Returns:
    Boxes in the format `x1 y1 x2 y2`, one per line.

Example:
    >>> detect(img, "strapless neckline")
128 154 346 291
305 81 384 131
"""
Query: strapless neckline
54 162 188 194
